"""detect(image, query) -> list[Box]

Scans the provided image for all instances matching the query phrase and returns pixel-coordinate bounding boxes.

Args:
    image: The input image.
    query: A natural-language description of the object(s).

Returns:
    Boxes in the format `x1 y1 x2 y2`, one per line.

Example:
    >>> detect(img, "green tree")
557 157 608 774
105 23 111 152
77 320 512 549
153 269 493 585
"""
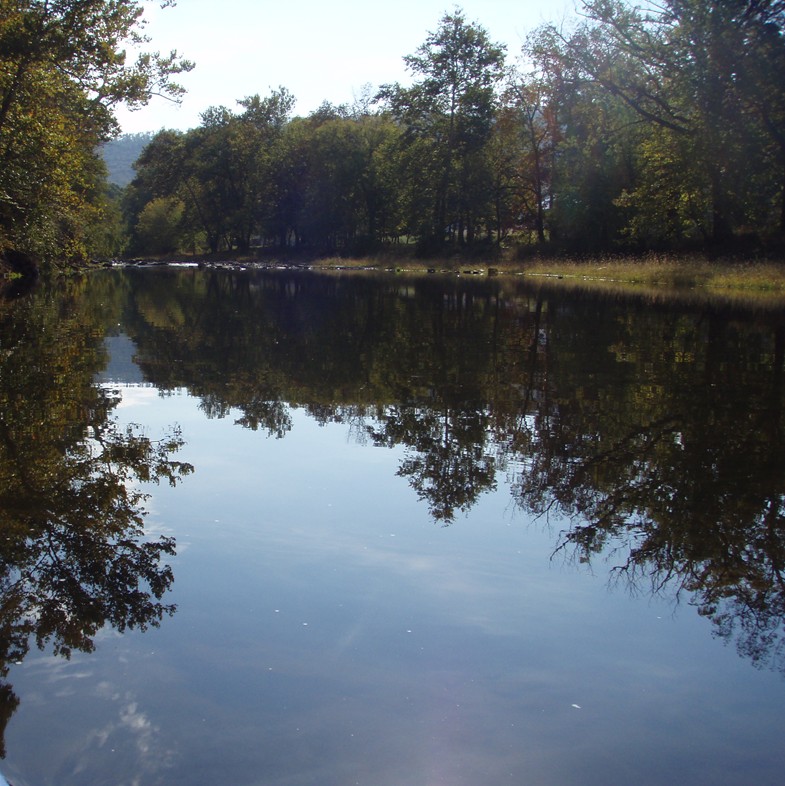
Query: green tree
523 22 639 249
125 129 198 254
267 117 310 249
0 0 192 268
343 110 403 250
557 0 785 243
735 9 785 232
378 8 505 249
83 181 128 259
135 195 185 254
235 88 296 250
129 89 297 255
497 70 560 244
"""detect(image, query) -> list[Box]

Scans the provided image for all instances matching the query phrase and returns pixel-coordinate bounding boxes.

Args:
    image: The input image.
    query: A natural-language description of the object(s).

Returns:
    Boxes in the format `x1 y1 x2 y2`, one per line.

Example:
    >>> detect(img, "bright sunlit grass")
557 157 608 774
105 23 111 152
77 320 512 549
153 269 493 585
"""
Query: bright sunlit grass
315 250 783 287
303 250 785 310
518 254 784 290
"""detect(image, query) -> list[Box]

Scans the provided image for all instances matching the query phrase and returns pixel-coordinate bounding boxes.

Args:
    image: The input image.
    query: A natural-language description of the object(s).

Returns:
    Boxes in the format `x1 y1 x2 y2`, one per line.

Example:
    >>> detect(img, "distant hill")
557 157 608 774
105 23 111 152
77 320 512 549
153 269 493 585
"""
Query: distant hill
100 132 156 187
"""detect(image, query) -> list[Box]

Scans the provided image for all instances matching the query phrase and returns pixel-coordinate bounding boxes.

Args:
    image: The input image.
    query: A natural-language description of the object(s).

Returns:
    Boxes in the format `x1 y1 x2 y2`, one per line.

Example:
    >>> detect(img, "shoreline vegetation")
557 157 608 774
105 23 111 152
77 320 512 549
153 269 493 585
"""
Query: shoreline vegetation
5 241 785 310
90 247 785 308
3 3 785 293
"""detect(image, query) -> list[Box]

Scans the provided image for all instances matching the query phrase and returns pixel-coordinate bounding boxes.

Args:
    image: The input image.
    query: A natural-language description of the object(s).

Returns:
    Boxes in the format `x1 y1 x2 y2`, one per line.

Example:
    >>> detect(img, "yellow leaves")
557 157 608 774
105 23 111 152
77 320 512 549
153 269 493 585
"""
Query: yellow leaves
0 58 106 258
634 383 665 402
613 348 637 363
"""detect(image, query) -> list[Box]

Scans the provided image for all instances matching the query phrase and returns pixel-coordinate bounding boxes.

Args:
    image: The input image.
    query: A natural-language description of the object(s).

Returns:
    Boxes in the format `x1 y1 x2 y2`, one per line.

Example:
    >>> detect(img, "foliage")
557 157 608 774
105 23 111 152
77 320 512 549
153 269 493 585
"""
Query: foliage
378 9 506 248
127 91 405 255
121 3 784 260
0 275 192 752
5 2 785 264
0 0 192 268
76 266 785 678
543 0 785 244
135 195 185 254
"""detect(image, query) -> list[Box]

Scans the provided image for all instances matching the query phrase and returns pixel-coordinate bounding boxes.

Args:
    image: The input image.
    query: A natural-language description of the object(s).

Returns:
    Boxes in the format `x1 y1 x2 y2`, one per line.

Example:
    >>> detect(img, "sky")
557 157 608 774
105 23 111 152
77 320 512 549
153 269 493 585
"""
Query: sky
114 0 575 135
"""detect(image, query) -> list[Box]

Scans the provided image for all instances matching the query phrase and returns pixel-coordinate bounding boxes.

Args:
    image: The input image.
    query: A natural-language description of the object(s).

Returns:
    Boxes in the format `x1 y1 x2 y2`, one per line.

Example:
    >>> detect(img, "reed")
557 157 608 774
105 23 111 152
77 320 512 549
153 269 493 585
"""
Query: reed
517 253 785 293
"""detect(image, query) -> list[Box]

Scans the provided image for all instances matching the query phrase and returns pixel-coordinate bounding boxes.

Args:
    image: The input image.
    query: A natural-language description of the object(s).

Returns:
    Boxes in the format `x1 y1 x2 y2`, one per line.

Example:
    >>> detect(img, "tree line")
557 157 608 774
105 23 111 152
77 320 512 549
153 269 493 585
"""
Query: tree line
125 1 785 259
2 1 785 272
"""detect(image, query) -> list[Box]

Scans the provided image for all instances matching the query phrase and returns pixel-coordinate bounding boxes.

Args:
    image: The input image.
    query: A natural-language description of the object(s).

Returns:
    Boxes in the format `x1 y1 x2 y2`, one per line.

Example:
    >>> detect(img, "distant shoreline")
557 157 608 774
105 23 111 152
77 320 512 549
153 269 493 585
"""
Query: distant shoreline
4 249 785 307
108 250 785 306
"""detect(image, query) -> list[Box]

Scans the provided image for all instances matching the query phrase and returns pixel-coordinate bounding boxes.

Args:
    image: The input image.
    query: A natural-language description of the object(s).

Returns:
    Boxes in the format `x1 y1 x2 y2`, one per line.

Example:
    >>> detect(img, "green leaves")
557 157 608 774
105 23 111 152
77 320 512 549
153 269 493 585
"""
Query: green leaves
553 0 785 243
379 9 506 247
0 0 192 264
116 2 785 259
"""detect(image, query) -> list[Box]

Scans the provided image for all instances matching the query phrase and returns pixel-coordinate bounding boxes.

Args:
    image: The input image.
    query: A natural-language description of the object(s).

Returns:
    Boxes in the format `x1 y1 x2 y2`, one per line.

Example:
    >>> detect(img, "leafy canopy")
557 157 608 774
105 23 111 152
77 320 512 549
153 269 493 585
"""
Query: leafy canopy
0 0 192 264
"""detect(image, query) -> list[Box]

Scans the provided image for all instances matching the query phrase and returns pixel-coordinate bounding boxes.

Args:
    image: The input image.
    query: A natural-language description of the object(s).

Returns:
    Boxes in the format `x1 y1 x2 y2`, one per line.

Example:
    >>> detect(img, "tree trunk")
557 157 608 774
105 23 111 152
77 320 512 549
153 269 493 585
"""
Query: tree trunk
780 164 785 234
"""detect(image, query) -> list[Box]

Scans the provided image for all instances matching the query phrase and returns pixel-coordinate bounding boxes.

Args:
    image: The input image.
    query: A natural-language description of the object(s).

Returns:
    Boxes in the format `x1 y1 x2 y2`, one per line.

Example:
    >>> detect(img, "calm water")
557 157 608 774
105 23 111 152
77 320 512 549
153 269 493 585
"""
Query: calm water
1 266 784 785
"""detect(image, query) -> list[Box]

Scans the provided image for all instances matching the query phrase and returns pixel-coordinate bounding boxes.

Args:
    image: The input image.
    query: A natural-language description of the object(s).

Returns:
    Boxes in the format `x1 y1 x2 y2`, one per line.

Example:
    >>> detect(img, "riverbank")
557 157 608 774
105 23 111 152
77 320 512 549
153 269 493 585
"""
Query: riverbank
152 248 785 300
310 251 785 288
498 254 785 296
305 253 785 311
5 248 785 305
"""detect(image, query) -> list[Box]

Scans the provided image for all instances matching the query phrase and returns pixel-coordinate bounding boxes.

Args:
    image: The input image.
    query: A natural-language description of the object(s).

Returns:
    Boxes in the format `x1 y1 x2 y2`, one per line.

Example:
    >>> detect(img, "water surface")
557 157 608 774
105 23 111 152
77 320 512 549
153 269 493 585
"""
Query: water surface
0 267 783 785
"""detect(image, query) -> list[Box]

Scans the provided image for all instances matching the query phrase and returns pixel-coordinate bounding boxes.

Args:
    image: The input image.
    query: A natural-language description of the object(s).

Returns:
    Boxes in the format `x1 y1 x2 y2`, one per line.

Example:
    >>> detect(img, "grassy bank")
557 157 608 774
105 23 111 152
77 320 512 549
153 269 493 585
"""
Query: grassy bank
304 249 785 299
512 254 785 292
13 247 776 306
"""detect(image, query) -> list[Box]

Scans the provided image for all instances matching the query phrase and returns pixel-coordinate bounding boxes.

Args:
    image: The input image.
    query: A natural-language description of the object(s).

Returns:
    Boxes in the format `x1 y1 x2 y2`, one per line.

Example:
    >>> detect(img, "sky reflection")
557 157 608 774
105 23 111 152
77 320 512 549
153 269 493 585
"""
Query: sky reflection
4 384 781 785
3 269 785 785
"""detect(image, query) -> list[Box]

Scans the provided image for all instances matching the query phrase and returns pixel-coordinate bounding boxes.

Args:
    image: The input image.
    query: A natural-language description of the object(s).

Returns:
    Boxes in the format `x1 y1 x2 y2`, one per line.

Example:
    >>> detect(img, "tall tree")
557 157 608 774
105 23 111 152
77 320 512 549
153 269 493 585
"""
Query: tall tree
236 88 296 250
557 0 785 243
736 7 785 232
378 8 505 249
0 0 192 267
522 22 637 249
498 69 561 244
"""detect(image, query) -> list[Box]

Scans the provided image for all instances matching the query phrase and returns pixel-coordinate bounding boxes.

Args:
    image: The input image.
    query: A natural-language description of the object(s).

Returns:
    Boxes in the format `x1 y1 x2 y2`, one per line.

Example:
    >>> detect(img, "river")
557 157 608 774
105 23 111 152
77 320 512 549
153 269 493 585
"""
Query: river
0 266 783 785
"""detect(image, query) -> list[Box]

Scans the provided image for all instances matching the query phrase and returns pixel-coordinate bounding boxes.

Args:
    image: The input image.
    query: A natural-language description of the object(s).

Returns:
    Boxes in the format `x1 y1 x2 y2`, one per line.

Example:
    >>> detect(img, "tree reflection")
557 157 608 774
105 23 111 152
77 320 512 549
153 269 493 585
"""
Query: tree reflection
512 300 785 674
121 269 510 520
369 404 496 522
100 267 785 674
0 280 192 755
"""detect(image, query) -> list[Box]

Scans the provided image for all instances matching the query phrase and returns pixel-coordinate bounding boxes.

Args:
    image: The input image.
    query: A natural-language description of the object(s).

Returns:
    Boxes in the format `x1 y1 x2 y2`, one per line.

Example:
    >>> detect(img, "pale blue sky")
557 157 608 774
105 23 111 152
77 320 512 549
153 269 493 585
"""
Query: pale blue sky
115 0 574 134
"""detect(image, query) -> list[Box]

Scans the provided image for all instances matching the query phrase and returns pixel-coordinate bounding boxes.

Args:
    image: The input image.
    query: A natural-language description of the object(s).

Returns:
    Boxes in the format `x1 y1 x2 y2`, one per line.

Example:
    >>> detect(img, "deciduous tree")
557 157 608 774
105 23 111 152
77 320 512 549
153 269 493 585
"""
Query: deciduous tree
378 8 505 249
556 0 785 243
0 0 192 267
